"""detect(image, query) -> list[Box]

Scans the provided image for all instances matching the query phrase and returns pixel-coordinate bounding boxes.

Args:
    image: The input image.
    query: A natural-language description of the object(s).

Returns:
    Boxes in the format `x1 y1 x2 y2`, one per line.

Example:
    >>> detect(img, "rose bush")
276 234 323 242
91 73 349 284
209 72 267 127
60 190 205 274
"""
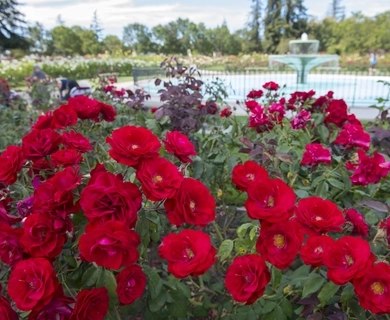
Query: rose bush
0 62 390 319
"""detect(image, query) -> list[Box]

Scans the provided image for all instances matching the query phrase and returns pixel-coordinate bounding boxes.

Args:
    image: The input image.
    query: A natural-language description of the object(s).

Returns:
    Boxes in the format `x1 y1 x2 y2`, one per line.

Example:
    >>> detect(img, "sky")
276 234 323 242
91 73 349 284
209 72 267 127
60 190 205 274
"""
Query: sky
20 0 390 38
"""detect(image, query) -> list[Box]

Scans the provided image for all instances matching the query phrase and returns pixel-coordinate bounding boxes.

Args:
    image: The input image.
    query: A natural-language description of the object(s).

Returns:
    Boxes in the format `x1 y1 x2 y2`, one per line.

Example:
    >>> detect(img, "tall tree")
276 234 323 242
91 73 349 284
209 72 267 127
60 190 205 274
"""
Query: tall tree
0 0 28 50
51 26 82 55
247 0 262 52
73 26 101 55
90 10 103 41
27 22 48 53
123 23 155 53
328 0 345 21
263 0 284 53
285 0 309 39
56 15 65 26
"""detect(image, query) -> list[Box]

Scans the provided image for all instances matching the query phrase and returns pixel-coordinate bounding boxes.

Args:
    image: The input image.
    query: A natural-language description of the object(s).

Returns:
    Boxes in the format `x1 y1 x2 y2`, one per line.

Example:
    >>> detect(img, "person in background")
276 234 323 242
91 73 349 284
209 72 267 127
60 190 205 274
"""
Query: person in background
56 78 68 101
31 66 47 81
65 79 92 100
369 53 377 75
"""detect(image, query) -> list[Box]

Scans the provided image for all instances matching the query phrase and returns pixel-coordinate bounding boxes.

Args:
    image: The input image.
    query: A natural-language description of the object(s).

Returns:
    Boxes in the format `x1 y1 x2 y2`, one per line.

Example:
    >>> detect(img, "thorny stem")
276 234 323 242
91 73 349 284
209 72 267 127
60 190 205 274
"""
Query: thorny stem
199 275 204 288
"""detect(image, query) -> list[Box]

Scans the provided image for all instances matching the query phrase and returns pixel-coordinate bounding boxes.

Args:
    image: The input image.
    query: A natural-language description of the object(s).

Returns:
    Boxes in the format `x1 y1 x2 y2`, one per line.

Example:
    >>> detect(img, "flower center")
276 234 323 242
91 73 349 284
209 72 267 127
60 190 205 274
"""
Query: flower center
315 216 323 221
246 173 255 181
371 282 385 295
314 246 323 254
190 200 196 211
185 248 195 259
274 234 285 248
345 255 354 266
131 144 139 149
267 196 275 207
152 175 163 184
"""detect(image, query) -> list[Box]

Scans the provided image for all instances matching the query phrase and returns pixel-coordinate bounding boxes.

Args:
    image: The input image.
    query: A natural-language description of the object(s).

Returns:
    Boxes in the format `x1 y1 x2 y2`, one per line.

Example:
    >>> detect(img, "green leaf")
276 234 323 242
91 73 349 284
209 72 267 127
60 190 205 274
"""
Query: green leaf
81 265 102 288
96 269 117 299
273 305 287 320
271 267 282 291
318 281 340 306
295 189 310 199
340 283 355 302
237 223 254 238
280 298 292 318
218 239 234 261
148 290 166 313
349 298 366 320
328 178 344 189
317 125 329 142
167 289 189 317
315 181 329 198
143 266 163 299
177 282 191 298
192 307 209 318
249 226 257 241
302 274 325 298
261 301 277 314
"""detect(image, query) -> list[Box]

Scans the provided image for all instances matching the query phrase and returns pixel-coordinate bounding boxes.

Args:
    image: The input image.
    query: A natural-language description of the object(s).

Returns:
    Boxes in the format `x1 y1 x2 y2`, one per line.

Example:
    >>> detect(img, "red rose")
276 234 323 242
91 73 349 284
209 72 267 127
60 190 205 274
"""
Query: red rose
287 90 315 110
232 161 268 192
225 254 270 305
323 236 375 285
68 96 101 121
344 208 369 238
245 178 296 223
116 265 146 306
0 198 21 225
245 99 260 111
263 81 279 91
51 149 83 167
334 124 370 150
268 103 285 123
151 107 158 114
347 149 389 186
220 107 232 118
98 102 116 122
80 167 142 229
136 158 183 201
33 166 81 217
106 125 161 167
300 235 334 267
79 221 140 270
164 178 215 227
22 129 62 160
159 229 217 278
346 114 362 127
0 296 18 320
51 104 78 130
248 106 273 132
33 112 53 130
20 213 67 259
256 220 303 270
291 109 311 130
62 130 92 153
8 258 59 311
295 197 345 236
325 99 348 127
163 131 196 163
301 143 331 167
70 288 109 320
247 90 263 99
353 262 390 314
0 145 25 185
0 223 23 267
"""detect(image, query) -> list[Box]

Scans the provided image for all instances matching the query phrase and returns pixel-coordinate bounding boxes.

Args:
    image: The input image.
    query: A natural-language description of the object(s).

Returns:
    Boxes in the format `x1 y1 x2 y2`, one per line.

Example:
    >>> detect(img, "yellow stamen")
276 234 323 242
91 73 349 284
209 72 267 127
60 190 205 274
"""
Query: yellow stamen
274 234 285 248
246 173 255 181
152 175 163 184
371 282 385 295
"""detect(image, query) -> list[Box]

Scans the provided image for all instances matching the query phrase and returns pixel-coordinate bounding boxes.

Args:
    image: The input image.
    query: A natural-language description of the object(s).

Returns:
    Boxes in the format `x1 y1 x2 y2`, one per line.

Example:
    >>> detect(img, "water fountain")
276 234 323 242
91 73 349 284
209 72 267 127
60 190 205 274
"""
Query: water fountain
269 33 339 84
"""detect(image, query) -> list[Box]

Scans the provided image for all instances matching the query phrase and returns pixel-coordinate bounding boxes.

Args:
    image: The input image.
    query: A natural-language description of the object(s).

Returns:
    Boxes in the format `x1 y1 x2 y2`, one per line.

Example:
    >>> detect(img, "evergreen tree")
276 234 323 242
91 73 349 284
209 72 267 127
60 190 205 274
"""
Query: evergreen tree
285 0 309 39
328 0 345 21
0 0 28 50
263 0 284 53
56 15 65 26
247 0 262 52
90 10 103 41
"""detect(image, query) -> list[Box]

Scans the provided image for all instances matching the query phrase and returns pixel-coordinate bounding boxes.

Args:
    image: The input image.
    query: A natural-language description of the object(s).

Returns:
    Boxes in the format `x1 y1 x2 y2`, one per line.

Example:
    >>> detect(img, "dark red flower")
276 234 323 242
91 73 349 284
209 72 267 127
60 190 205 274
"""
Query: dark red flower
67 96 101 121
325 99 348 127
159 229 217 278
33 112 53 130
353 262 390 314
300 235 334 267
136 158 183 201
79 221 140 270
225 254 271 305
232 161 269 192
98 102 116 122
51 104 78 130
0 223 24 267
346 114 362 127
301 143 331 167
62 130 92 153
116 265 146 306
164 178 215 227
106 125 161 167
249 106 273 132
344 208 369 238
0 296 18 320
8 258 59 311
291 109 311 130
323 236 375 285
51 149 83 167
70 288 109 320
80 167 142 229
0 198 21 225
17 196 34 218
295 197 345 236
245 99 260 111
22 129 62 160
334 124 370 150
247 90 263 99
268 103 285 123
262 81 279 91
0 145 25 185
245 178 296 223
151 107 158 114
163 131 197 163
220 107 232 118
287 90 316 110
256 220 303 270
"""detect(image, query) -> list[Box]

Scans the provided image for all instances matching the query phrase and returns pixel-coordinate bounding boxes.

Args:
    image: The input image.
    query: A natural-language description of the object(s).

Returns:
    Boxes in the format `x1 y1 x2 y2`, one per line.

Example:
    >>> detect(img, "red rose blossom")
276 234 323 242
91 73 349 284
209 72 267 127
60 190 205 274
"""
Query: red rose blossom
51 104 78 130
0 198 21 225
116 265 146 306
70 288 109 320
245 178 296 223
0 296 18 320
22 129 62 160
295 197 345 236
8 258 59 311
98 101 116 122
334 124 371 150
67 96 101 121
291 109 311 130
62 130 92 153
33 112 53 130
247 90 263 99
268 103 285 123
323 236 375 285
225 254 271 305
0 145 25 185
0 223 23 267
262 81 279 91
248 106 272 131
164 178 215 227
80 167 142 229
220 107 232 118
245 99 260 111
353 262 390 314
256 220 303 270
159 229 217 278
79 220 140 270
301 143 331 167
106 125 161 167
51 149 83 167
300 235 334 267
232 161 268 192
325 99 348 127
136 157 183 201
287 90 316 110
344 208 369 238
163 131 197 163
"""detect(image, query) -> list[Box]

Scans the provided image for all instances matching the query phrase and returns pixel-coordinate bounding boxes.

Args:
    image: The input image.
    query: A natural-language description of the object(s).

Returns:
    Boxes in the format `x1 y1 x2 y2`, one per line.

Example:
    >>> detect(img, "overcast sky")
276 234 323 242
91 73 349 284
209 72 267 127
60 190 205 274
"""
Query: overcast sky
20 0 390 38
